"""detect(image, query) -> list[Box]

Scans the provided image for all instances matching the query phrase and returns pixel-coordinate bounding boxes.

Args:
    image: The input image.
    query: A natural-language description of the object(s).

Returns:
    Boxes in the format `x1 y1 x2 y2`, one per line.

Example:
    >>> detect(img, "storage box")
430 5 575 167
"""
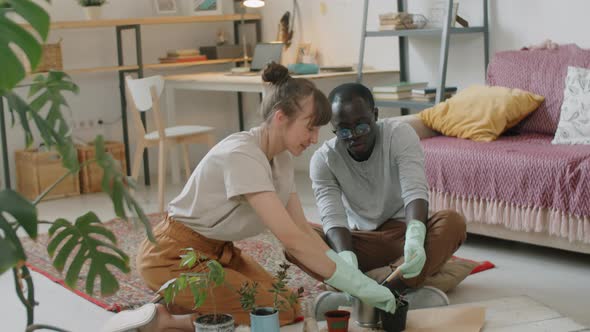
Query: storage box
199 44 251 60
15 149 80 201
35 41 63 72
77 141 126 193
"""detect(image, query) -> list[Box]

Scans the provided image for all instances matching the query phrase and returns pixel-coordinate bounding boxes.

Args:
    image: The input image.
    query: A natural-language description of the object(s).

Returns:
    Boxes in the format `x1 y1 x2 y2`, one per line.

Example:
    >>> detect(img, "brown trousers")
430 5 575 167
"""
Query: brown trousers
288 210 467 288
136 217 300 326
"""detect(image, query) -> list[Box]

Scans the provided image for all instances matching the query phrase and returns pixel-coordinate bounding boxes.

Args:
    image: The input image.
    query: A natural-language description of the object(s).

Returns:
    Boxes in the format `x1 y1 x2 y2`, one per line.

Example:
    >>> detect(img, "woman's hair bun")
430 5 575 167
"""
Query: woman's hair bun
261 62 290 85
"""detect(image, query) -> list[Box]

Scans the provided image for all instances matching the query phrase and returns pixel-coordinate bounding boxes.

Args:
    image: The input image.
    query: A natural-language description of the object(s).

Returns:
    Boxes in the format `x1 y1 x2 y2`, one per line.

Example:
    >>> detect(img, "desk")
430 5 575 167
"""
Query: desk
163 70 396 184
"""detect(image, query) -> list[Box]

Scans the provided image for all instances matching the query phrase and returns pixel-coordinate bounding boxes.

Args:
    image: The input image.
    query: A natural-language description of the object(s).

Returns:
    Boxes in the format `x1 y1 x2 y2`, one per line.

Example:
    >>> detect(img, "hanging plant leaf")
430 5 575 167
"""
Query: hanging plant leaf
0 0 50 91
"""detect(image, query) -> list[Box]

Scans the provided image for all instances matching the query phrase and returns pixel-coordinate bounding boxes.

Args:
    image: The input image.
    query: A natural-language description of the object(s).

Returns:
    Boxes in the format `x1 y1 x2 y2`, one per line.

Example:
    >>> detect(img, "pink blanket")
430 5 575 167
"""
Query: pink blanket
487 44 590 135
422 134 590 217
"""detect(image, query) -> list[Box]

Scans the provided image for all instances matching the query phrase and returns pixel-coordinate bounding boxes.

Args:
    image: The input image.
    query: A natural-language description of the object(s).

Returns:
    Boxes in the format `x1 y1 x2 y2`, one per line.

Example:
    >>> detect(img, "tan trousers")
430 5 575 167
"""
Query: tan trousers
289 210 467 288
136 217 301 326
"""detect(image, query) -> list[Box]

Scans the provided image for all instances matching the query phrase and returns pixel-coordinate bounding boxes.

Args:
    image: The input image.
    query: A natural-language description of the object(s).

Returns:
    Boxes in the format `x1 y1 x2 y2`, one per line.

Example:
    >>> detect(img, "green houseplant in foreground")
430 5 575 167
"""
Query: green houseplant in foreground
0 1 153 331
159 248 235 331
237 263 303 332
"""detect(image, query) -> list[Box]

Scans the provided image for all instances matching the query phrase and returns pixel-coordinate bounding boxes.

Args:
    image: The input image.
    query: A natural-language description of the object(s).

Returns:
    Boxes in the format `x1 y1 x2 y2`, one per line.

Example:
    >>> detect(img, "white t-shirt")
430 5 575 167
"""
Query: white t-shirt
168 127 296 241
310 119 429 233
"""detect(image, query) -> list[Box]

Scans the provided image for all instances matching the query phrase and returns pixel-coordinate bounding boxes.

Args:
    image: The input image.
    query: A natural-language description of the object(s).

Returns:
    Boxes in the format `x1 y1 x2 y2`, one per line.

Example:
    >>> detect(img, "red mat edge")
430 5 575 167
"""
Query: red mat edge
25 263 122 312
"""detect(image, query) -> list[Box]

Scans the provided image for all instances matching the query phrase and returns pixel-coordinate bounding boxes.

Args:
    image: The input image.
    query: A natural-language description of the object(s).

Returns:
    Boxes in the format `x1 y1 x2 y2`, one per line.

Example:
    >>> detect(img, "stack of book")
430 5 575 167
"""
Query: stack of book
378 12 426 30
158 49 207 64
410 86 457 102
372 82 428 100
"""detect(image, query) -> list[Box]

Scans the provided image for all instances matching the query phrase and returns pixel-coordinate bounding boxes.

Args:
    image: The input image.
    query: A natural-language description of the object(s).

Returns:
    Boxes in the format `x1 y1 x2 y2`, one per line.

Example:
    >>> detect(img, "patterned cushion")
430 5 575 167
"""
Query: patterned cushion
553 66 590 144
421 134 590 217
487 44 590 135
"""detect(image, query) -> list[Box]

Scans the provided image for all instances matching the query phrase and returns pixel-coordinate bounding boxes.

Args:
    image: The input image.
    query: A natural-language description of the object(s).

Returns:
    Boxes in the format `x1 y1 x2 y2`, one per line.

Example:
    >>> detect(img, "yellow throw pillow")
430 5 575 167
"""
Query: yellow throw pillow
417 85 545 142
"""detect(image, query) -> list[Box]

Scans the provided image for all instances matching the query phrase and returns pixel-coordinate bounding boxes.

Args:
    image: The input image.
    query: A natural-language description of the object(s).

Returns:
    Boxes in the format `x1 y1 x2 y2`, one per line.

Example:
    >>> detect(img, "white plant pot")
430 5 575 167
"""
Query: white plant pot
83 6 102 20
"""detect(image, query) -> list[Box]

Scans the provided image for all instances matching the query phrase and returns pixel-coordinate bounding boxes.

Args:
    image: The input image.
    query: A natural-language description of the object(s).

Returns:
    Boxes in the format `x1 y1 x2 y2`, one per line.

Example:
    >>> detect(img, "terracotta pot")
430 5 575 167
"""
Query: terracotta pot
324 310 351 332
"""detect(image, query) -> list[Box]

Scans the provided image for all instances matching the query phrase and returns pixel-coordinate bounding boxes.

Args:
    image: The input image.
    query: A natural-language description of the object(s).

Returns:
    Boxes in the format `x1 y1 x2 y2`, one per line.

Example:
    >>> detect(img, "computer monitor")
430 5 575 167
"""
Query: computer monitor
250 43 283 71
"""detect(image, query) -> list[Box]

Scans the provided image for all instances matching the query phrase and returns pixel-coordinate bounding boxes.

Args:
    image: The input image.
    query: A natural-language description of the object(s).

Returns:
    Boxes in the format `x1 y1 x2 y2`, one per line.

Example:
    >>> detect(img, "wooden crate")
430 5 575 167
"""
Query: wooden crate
15 149 80 201
77 141 127 193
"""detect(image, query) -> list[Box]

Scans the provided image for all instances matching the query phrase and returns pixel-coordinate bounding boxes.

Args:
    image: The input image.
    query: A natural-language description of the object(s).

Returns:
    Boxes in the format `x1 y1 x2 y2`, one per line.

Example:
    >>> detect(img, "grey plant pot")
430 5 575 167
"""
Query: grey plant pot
250 307 279 332
194 313 235 332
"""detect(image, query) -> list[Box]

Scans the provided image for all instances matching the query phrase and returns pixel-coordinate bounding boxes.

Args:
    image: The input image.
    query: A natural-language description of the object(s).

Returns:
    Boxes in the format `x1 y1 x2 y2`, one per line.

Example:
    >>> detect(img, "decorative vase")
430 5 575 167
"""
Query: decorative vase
324 310 351 332
194 314 235 332
83 6 102 20
250 307 279 332
379 299 409 332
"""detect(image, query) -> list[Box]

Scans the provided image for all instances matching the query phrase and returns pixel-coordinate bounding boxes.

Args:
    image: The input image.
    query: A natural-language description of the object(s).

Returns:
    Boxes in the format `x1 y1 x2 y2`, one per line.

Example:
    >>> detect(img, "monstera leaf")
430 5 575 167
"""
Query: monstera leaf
4 73 80 172
47 212 130 296
0 0 50 92
94 136 155 242
0 190 37 274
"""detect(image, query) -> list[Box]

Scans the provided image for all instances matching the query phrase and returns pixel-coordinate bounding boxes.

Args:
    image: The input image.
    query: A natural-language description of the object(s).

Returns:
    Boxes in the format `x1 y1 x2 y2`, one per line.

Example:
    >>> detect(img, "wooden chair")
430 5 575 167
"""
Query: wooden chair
125 75 215 213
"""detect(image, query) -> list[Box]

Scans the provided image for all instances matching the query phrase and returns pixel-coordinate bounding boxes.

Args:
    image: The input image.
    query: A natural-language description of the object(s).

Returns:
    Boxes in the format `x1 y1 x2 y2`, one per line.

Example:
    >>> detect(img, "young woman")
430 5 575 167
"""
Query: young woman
101 63 397 332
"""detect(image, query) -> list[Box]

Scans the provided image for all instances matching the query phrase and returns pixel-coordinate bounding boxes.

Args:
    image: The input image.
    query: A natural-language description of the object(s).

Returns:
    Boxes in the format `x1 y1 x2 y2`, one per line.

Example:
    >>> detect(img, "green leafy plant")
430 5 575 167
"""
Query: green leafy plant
0 1 152 331
238 262 304 315
159 248 227 321
77 0 106 7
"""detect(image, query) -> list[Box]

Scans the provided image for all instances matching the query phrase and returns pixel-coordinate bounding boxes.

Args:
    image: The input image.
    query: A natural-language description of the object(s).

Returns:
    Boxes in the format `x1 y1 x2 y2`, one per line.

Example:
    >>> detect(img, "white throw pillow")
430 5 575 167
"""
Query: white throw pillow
552 66 590 144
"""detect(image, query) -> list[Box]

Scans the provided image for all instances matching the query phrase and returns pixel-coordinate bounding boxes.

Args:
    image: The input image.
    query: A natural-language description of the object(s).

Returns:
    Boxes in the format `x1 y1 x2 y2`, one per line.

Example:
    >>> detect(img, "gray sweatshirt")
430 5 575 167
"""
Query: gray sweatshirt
310 118 429 233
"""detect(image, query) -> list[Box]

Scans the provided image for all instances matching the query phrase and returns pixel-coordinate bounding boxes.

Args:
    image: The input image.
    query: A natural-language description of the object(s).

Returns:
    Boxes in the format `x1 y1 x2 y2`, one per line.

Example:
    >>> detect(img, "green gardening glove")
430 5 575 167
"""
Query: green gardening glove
400 219 427 279
337 250 358 269
337 250 358 301
325 250 397 314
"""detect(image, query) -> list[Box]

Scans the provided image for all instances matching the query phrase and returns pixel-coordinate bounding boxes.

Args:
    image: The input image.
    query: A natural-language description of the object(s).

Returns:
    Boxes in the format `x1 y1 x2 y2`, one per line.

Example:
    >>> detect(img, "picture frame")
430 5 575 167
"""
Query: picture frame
427 1 459 28
187 0 223 16
153 0 178 15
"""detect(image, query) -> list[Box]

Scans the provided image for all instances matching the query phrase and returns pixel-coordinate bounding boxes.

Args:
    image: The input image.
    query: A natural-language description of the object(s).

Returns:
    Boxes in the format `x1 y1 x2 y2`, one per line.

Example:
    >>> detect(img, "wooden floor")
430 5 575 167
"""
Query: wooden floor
281 296 587 332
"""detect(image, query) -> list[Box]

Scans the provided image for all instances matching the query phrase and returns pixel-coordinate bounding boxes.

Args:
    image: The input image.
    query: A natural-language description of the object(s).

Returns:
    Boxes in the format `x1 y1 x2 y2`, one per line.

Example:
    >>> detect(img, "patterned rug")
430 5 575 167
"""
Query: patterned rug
21 214 494 313
21 214 323 312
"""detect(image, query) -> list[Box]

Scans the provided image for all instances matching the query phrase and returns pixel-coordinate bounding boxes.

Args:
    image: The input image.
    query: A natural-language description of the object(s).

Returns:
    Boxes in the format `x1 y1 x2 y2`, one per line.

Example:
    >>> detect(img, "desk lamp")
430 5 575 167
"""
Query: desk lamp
234 0 265 72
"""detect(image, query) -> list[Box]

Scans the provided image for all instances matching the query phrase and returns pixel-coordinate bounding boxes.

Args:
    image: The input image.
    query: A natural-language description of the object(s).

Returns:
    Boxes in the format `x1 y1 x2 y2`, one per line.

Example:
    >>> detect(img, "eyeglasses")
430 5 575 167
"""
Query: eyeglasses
333 123 371 140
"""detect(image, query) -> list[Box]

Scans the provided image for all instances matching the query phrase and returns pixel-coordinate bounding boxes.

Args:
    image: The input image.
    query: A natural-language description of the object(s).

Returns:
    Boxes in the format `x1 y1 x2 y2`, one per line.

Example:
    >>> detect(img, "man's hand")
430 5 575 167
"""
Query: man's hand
400 219 426 278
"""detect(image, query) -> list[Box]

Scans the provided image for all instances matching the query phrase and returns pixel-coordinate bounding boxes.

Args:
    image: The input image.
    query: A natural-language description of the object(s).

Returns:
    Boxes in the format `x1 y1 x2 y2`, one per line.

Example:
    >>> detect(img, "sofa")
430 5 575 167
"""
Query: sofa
398 44 590 254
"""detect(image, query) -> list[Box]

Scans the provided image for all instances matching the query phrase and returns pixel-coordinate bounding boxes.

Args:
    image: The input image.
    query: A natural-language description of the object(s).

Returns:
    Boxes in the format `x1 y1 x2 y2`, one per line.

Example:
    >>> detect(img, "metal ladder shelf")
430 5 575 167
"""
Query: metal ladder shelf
356 0 489 113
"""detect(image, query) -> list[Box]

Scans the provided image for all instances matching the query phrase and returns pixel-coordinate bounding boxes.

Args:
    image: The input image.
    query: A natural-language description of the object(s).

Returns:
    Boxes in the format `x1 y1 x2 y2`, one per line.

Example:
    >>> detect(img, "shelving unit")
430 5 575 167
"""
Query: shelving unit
356 0 489 114
2 14 262 188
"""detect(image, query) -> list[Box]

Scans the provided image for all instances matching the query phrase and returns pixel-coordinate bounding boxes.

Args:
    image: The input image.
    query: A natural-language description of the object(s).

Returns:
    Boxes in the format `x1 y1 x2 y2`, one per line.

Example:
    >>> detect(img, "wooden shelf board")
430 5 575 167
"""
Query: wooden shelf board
20 14 261 30
144 58 249 70
29 65 139 75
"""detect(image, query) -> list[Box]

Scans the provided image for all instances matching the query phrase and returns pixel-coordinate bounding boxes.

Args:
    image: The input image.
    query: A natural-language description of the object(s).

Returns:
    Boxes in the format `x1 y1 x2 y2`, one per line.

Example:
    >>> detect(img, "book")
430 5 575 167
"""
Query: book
411 86 458 95
372 82 428 93
373 91 413 100
167 49 200 57
158 55 207 63
411 92 455 102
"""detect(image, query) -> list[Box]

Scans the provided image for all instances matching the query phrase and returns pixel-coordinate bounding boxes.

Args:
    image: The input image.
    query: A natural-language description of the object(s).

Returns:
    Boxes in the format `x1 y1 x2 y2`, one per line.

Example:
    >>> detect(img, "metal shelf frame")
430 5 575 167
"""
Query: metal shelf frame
356 0 489 113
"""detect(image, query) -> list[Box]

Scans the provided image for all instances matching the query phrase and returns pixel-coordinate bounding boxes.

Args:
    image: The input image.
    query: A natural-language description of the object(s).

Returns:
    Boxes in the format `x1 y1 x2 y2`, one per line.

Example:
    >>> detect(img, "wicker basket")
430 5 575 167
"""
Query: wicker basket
15 149 80 201
35 41 63 72
77 141 127 193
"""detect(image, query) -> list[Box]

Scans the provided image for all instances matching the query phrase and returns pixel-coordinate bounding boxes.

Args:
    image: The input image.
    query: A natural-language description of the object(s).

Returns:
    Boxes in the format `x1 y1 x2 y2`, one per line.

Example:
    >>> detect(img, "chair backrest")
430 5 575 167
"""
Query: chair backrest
125 75 166 138
125 75 164 111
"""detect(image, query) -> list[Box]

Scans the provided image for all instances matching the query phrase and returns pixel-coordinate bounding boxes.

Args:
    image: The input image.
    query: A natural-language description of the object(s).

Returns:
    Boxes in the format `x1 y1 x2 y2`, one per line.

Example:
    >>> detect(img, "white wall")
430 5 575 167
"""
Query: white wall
3 0 590 188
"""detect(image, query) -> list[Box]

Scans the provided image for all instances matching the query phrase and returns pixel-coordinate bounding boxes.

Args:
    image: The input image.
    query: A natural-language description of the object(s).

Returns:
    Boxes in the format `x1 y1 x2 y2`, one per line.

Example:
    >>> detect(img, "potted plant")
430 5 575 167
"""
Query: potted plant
237 263 303 332
77 0 107 20
379 290 409 332
1 1 153 331
159 248 235 332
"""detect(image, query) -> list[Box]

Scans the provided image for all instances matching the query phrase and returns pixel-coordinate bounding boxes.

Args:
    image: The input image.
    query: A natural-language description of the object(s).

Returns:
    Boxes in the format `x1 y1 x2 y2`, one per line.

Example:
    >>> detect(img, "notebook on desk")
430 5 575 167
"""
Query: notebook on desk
227 42 283 76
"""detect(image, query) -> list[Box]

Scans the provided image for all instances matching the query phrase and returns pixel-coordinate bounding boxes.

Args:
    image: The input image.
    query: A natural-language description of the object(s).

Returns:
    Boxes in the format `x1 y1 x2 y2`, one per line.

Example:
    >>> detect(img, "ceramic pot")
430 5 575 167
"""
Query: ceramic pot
194 313 235 332
83 6 102 20
250 307 279 332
